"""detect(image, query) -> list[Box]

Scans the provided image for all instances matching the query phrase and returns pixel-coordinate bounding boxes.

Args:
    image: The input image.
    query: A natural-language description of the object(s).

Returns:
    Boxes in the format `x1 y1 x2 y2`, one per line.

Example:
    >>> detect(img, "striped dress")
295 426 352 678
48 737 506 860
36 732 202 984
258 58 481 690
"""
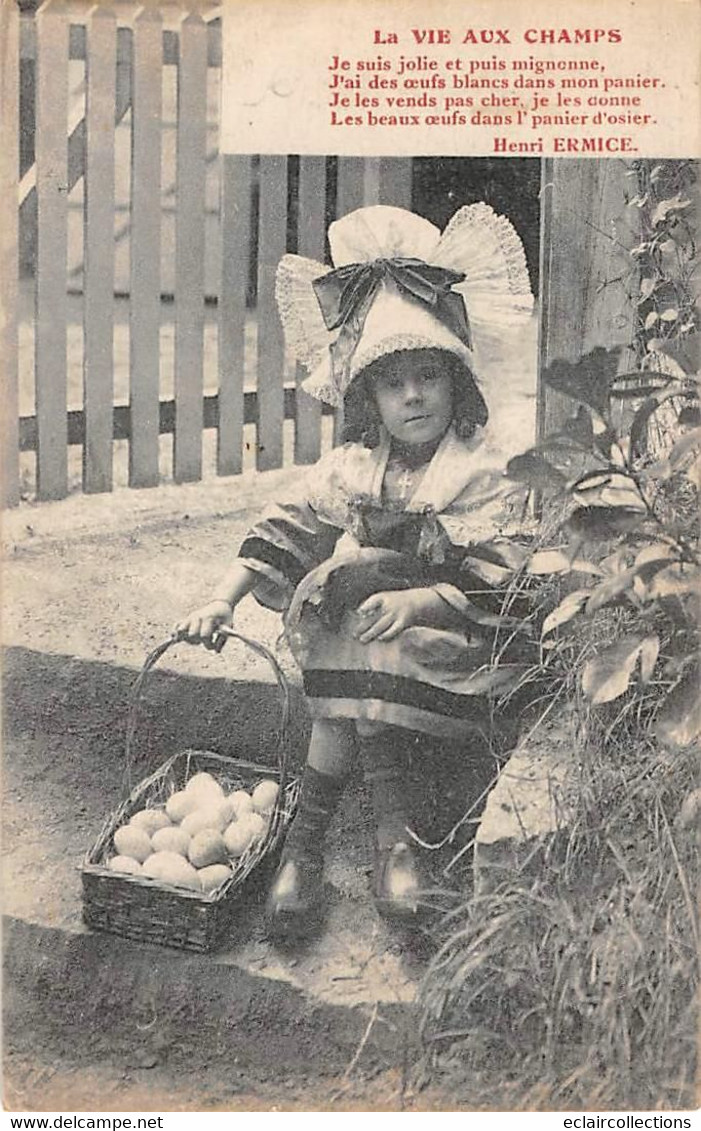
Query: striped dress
238 426 529 741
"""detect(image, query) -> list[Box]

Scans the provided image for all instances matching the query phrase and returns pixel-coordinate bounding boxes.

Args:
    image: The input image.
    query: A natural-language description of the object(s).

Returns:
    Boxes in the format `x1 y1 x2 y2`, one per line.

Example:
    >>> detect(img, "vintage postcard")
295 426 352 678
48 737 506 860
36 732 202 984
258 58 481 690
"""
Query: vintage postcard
1 0 699 1118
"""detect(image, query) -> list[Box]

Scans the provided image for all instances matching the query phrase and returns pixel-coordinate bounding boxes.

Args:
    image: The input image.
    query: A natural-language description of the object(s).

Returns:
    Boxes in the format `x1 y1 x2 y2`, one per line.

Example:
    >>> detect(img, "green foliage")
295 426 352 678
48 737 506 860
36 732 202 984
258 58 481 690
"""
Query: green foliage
415 162 699 1110
626 161 699 355
503 337 699 746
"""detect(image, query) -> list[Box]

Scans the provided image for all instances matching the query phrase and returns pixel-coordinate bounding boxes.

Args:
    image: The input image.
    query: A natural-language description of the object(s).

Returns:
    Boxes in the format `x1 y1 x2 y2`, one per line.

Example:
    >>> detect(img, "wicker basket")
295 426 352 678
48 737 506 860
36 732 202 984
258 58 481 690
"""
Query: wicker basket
81 628 299 953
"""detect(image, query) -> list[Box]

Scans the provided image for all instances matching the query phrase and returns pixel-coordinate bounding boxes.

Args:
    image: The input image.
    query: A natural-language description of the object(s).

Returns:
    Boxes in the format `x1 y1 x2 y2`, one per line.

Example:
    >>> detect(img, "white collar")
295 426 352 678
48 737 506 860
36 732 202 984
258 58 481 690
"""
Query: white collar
332 424 504 515
408 425 486 512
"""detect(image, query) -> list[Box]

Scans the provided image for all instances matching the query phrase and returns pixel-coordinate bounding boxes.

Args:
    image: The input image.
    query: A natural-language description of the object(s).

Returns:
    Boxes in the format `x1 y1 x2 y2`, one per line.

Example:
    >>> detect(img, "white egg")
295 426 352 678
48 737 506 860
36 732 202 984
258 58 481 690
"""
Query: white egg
251 780 279 815
185 773 225 804
151 825 191 856
181 807 226 837
165 789 200 823
108 855 143 876
114 825 152 864
223 819 254 857
142 851 201 891
198 864 233 893
227 789 254 818
129 808 172 835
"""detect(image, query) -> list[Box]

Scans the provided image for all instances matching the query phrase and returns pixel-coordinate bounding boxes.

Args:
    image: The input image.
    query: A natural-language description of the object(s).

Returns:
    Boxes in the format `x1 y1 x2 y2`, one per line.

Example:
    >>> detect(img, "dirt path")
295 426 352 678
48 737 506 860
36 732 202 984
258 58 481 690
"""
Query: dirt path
2 470 486 1112
4 1050 465 1113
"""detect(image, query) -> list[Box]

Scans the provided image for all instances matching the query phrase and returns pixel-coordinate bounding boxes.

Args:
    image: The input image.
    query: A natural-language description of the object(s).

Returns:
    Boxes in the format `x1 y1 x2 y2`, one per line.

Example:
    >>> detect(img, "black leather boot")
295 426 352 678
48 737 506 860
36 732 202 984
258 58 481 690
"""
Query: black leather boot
266 765 346 940
360 728 427 923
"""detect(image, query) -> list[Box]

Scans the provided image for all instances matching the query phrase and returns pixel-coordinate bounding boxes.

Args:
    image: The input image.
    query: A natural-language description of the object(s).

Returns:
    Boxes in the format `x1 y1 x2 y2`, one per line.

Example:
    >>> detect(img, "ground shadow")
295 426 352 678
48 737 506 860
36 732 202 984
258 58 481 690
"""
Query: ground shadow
3 645 310 809
2 645 507 1101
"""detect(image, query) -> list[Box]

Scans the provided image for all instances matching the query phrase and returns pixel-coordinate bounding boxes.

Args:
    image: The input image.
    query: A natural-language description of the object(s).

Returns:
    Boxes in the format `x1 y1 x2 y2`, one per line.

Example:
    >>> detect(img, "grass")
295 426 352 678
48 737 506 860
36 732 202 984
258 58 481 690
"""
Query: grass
409 169 699 1110
416 698 698 1110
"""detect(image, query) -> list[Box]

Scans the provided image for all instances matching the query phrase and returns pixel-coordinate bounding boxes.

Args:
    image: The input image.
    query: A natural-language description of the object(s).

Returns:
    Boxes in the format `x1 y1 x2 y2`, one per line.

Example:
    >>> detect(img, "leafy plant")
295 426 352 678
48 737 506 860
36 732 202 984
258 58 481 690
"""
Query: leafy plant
626 160 699 360
503 341 699 748
417 341 700 1106
416 161 699 1111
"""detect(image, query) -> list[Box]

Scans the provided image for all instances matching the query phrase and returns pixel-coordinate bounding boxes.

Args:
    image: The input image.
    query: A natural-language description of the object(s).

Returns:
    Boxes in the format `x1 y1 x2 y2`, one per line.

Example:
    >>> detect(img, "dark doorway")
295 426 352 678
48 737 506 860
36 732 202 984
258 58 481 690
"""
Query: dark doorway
412 157 541 294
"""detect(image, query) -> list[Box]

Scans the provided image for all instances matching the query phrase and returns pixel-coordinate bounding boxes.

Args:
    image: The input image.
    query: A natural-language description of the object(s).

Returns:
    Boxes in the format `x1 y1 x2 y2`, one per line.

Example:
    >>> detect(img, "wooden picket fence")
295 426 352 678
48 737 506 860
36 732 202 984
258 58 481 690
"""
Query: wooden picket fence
1 1 412 506
0 3 631 510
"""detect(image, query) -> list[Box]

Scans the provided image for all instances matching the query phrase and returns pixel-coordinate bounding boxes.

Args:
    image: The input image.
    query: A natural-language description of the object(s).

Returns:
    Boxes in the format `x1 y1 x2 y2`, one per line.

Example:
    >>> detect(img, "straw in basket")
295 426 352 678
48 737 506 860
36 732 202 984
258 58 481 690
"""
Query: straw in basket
81 627 300 953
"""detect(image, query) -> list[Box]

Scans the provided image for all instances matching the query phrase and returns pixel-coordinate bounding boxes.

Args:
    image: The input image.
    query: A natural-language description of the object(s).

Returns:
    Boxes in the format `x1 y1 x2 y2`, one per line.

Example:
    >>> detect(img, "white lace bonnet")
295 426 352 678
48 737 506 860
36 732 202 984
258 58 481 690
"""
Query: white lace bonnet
275 203 534 407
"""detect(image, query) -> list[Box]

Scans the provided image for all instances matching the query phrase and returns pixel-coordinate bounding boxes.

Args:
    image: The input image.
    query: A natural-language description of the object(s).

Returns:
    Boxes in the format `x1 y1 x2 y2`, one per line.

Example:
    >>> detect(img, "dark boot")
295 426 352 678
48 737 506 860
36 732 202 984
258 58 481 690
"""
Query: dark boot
360 729 427 923
267 764 346 940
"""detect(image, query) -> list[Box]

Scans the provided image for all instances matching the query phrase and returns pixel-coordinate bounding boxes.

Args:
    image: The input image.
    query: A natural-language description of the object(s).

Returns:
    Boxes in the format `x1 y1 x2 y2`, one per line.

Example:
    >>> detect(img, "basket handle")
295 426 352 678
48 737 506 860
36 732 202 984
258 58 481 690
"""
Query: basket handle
123 628 292 799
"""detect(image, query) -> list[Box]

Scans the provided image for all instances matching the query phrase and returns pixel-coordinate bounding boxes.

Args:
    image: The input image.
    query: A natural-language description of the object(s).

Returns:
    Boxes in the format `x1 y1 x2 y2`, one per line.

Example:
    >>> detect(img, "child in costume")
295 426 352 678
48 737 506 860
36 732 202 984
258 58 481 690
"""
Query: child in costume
177 203 534 937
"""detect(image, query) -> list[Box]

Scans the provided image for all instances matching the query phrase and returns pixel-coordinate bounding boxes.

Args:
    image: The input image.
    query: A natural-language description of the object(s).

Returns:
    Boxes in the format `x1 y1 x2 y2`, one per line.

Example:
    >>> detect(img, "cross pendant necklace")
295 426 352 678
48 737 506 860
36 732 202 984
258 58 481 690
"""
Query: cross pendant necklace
398 467 414 500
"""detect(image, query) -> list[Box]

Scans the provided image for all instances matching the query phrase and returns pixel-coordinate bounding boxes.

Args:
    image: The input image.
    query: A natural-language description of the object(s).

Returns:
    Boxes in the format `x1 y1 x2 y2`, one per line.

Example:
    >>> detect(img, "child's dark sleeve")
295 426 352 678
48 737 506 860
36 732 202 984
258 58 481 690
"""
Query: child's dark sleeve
238 495 342 612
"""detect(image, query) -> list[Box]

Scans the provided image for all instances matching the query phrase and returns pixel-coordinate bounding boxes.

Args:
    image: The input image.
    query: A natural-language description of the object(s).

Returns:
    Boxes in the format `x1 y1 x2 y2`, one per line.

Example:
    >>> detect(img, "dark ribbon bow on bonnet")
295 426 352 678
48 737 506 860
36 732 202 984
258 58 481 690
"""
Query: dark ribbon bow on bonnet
312 257 472 391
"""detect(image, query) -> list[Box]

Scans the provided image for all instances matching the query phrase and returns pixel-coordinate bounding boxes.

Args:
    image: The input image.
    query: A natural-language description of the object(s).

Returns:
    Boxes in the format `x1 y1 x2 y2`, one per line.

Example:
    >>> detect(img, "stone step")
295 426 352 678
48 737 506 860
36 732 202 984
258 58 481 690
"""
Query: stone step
474 708 576 894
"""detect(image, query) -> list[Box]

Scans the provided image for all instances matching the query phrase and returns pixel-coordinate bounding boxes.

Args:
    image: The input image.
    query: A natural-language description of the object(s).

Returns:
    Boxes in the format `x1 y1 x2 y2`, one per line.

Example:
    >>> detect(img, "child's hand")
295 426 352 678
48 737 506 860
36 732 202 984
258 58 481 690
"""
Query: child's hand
354 588 446 643
175 601 233 650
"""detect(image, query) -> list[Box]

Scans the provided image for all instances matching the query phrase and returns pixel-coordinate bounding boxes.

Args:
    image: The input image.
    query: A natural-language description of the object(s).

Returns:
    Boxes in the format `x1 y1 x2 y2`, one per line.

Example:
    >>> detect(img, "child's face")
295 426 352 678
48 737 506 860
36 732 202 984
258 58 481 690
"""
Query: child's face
370 352 454 446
